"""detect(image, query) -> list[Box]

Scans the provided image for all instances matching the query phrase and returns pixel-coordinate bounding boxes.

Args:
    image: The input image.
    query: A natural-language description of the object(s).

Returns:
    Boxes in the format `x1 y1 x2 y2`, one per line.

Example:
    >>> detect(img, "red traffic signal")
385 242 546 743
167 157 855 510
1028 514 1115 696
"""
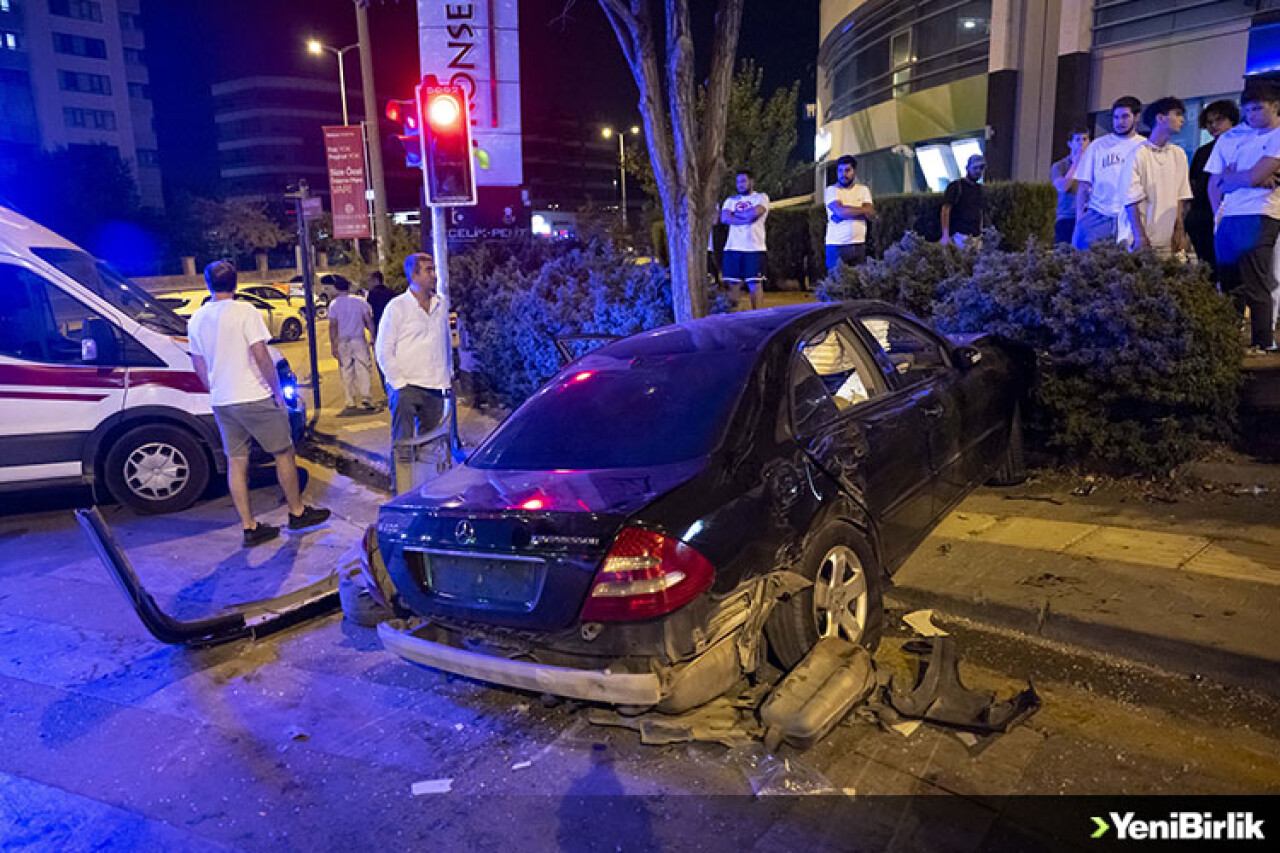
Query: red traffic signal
385 98 421 168
417 77 476 206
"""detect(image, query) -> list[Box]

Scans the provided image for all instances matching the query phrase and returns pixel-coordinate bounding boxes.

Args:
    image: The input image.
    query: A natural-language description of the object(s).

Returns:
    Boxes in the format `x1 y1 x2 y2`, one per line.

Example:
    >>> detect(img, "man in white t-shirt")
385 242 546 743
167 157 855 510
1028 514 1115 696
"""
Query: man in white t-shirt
1073 96 1147 250
1126 96 1193 255
188 262 328 547
326 277 377 414
1208 80 1280 352
824 154 875 272
720 170 769 310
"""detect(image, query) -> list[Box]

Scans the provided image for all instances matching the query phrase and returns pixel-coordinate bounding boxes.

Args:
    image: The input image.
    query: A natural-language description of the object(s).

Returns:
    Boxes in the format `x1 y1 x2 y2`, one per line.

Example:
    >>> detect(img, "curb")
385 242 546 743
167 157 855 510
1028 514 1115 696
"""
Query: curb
300 431 392 495
885 584 1280 701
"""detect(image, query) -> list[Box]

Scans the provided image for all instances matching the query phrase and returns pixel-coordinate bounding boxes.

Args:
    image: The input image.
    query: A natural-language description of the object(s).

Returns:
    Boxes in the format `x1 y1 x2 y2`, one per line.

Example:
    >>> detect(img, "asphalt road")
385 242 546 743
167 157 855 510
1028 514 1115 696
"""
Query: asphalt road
1 465 1277 852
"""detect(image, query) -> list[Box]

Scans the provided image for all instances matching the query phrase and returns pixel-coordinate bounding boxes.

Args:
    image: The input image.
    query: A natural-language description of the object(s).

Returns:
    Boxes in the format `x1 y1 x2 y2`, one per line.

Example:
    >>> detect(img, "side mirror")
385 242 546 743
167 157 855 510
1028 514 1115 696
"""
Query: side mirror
955 346 983 369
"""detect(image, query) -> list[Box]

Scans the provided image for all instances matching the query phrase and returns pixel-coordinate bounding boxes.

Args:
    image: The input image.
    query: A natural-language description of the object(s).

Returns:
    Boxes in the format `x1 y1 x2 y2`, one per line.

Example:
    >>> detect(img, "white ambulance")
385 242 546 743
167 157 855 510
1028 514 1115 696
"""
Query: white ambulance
0 206 305 513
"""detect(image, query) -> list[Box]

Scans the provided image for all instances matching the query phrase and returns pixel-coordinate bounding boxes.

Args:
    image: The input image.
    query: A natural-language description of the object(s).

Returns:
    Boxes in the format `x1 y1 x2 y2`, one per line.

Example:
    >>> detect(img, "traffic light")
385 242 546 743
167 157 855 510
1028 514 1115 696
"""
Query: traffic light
385 98 421 168
417 76 476 206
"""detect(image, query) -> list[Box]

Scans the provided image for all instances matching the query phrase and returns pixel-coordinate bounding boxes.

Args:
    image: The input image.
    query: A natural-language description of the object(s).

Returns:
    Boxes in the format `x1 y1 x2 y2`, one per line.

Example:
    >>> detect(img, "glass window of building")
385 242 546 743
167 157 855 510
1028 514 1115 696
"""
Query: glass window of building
823 0 992 121
52 32 107 59
49 0 103 22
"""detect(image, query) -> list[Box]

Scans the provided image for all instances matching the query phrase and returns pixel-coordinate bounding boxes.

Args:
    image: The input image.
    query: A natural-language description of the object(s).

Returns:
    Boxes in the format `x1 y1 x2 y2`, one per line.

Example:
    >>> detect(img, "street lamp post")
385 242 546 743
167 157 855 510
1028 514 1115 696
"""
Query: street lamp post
602 125 640 230
307 39 358 126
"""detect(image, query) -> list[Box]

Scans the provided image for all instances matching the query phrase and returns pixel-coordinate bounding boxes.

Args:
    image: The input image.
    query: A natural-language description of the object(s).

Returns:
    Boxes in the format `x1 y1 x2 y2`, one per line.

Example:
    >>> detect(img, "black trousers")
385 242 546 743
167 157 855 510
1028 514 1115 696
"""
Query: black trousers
1216 215 1280 348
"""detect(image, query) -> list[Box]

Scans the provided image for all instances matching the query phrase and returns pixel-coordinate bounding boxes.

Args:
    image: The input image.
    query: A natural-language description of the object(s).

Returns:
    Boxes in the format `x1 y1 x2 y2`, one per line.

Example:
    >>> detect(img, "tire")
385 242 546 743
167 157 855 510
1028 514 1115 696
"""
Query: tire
339 569 393 627
281 318 304 341
988 404 1027 486
766 521 884 670
103 424 211 514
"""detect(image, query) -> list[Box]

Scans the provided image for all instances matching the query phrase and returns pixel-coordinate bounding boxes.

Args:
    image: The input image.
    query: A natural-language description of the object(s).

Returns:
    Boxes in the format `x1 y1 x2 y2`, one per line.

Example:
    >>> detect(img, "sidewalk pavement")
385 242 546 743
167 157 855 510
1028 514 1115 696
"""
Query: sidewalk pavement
888 473 1280 696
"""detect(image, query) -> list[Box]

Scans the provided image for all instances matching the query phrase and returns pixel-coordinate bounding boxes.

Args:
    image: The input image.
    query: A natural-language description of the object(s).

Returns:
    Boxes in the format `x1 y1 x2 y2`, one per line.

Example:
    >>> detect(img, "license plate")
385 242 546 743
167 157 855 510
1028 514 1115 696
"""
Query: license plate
422 552 543 611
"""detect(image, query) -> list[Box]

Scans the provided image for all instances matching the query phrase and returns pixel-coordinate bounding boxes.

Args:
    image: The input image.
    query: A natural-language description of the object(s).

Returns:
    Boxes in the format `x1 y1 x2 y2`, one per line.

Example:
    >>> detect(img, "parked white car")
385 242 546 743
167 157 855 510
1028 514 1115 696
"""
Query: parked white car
157 289 306 342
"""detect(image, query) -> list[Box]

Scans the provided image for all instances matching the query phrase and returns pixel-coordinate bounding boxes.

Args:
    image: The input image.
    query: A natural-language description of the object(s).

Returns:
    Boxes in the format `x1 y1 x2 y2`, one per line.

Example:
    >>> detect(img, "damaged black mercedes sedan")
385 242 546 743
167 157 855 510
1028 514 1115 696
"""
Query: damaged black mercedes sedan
375 301 1030 712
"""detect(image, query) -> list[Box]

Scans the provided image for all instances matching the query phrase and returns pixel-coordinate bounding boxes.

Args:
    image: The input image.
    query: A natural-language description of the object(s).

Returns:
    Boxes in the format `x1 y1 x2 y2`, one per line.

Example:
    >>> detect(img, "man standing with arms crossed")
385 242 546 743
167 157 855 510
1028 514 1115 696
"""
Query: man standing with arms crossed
188 261 329 547
376 253 452 446
1126 97 1193 255
720 170 769 310
824 155 875 272
1073 96 1146 249
327 277 377 415
1208 80 1280 353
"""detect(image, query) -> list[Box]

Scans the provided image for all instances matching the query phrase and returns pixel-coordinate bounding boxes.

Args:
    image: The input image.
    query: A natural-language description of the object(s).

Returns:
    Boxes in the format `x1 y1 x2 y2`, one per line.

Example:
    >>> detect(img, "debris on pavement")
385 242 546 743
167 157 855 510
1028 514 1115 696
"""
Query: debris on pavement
759 638 875 751
724 748 841 796
510 760 532 771
890 720 923 738
587 697 762 748
887 637 1040 735
410 779 453 796
1071 477 1097 497
902 609 950 637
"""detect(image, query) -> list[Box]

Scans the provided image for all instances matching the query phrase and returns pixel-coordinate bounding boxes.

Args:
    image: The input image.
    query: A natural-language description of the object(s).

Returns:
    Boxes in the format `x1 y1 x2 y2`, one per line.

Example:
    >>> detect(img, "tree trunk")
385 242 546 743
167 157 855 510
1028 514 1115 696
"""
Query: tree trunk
664 202 707 321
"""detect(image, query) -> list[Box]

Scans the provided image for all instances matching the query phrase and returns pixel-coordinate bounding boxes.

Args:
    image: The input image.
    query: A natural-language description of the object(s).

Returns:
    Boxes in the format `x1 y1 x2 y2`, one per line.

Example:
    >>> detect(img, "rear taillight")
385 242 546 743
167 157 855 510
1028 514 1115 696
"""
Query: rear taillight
579 527 714 622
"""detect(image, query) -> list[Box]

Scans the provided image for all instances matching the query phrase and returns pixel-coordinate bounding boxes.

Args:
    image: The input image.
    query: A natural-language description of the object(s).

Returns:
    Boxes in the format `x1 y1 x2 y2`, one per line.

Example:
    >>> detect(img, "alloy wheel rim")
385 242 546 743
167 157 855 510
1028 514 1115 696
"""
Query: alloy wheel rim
124 442 191 501
812 544 868 643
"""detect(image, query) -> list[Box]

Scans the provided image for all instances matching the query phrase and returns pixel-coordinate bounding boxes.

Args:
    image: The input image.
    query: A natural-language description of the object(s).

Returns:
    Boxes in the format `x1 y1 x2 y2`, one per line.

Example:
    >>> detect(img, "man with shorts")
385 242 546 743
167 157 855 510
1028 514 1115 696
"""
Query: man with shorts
824 154 875 271
720 170 769 310
188 261 329 546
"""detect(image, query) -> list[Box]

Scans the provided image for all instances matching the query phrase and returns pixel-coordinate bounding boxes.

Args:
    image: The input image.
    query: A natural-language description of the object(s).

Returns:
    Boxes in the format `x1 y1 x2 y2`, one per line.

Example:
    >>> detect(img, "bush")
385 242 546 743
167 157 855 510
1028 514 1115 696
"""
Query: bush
449 240 674 409
819 233 1240 474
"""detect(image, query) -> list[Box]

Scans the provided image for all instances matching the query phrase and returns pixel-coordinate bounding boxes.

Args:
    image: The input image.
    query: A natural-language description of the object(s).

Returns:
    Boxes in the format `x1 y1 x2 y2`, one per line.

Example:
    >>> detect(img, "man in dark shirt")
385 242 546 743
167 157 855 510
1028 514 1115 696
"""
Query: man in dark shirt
941 155 986 246
1187 99 1240 280
365 270 395 388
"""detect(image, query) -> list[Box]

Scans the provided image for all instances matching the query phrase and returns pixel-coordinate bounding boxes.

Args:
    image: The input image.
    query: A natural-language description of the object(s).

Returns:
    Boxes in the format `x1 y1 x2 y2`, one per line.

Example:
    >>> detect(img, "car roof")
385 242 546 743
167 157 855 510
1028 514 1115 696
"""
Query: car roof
0 205 85 260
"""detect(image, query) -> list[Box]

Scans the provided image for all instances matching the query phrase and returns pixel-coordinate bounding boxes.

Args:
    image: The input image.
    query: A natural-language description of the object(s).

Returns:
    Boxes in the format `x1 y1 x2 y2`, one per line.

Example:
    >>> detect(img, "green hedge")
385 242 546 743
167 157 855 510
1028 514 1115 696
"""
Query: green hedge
819 232 1241 474
449 240 674 409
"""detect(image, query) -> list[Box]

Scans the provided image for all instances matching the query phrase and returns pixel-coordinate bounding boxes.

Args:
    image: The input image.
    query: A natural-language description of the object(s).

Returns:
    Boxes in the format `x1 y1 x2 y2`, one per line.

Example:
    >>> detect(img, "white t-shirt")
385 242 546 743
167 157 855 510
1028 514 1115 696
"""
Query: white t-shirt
1075 133 1147 217
327 293 372 341
824 183 873 245
721 192 769 252
1206 123 1280 220
187 297 272 407
1126 141 1192 250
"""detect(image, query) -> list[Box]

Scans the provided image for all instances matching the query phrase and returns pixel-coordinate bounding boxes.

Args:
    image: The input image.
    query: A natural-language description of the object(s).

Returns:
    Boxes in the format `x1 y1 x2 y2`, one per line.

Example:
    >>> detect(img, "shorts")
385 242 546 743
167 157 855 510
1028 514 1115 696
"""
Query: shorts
825 243 866 271
212 397 294 458
722 250 766 283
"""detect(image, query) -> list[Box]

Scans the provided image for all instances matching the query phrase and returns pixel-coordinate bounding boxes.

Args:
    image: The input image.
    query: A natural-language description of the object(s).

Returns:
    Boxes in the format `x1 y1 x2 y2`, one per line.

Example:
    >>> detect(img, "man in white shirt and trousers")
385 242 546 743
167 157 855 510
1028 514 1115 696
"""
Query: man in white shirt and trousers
376 253 452 460
326 277 377 415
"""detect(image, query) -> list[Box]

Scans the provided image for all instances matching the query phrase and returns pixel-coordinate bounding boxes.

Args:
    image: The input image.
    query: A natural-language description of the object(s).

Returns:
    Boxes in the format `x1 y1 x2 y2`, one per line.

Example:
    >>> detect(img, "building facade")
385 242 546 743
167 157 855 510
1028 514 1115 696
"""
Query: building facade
817 0 1280 196
0 0 161 207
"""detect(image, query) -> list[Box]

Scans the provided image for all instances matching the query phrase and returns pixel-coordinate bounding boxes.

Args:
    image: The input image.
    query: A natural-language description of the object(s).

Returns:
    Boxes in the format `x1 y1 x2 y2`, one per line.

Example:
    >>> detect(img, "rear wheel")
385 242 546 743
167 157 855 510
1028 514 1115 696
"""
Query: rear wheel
103 424 210 514
766 521 884 670
281 318 304 341
988 404 1027 486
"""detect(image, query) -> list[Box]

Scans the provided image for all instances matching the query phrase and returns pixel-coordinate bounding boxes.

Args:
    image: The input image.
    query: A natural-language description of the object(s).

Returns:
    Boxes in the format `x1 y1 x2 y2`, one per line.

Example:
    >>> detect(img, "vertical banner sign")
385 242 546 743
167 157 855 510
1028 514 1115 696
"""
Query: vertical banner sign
322 125 372 238
418 0 522 187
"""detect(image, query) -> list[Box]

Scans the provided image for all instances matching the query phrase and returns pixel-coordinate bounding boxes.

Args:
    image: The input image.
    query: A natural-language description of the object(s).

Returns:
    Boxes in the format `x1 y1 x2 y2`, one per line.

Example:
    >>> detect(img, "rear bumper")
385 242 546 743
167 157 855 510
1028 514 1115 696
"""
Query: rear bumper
378 619 664 705
377 618 743 711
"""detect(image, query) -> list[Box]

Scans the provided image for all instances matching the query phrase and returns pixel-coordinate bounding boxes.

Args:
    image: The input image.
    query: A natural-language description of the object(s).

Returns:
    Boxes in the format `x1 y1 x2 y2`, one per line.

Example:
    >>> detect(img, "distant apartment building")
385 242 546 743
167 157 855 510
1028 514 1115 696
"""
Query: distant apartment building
212 75 365 202
816 0 1280 195
0 0 161 207
523 116 632 215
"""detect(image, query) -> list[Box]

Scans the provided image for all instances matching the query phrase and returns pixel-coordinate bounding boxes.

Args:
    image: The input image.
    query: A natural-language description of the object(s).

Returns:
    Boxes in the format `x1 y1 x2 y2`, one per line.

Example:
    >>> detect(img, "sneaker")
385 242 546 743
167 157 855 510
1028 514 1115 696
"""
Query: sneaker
243 523 280 548
337 406 360 418
359 400 378 412
287 505 331 532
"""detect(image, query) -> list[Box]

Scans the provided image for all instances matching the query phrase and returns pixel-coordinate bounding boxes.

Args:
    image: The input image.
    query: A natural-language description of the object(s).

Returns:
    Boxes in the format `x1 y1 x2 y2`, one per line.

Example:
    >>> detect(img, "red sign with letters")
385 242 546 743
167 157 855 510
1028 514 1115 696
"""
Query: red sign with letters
323 125 371 239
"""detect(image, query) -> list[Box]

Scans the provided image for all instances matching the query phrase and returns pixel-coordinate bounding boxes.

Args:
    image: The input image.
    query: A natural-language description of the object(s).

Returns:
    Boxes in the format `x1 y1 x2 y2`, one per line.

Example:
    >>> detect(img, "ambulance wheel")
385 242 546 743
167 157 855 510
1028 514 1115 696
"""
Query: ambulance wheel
104 425 211 514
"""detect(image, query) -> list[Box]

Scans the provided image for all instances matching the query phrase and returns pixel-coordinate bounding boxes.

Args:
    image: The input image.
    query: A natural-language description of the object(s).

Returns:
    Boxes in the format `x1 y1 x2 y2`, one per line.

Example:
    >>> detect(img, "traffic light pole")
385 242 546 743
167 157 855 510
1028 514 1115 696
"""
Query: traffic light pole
429 205 461 457
355 0 389 268
292 182 322 414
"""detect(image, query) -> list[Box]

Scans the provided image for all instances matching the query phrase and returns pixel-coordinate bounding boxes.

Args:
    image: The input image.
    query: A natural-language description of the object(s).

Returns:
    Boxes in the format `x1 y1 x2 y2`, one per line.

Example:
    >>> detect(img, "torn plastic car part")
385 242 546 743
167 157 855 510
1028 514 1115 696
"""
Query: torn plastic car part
74 506 339 647
888 637 1040 733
